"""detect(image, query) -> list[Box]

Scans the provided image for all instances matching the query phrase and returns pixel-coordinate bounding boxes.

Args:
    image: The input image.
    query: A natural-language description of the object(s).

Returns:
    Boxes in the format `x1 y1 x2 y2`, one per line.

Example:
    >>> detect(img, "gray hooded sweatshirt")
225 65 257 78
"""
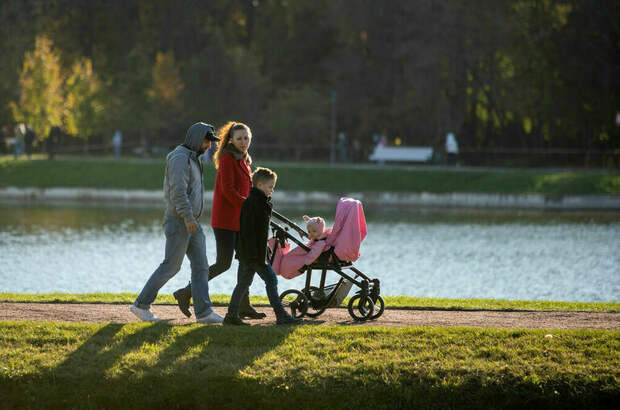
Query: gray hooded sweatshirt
163 123 209 224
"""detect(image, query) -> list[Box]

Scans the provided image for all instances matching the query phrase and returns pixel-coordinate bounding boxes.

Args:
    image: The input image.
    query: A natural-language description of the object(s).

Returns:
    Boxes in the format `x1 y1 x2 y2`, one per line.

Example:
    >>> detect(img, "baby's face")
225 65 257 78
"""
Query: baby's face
307 225 320 240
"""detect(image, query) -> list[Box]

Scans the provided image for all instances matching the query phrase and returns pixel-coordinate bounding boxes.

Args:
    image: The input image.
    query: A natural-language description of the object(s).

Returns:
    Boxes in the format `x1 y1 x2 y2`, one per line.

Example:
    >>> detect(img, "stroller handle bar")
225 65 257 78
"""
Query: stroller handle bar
272 210 308 239
270 221 311 252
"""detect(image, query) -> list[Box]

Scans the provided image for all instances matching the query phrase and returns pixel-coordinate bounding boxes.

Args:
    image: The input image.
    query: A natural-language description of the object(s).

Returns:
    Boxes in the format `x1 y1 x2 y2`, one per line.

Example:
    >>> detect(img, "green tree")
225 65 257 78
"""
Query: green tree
10 35 64 141
147 51 184 133
64 58 105 139
264 86 329 154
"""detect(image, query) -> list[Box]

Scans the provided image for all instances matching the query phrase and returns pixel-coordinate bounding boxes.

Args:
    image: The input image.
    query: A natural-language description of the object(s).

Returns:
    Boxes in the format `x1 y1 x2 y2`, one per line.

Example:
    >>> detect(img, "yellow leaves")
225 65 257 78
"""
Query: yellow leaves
232 9 247 27
554 4 572 27
64 58 103 138
523 117 532 134
496 52 515 80
11 35 105 140
475 103 488 124
148 51 184 105
147 51 184 129
12 35 64 139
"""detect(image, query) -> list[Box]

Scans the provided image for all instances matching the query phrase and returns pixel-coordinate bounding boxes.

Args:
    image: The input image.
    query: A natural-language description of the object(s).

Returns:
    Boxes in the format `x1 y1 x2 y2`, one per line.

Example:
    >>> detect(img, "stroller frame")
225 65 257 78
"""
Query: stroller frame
269 210 384 321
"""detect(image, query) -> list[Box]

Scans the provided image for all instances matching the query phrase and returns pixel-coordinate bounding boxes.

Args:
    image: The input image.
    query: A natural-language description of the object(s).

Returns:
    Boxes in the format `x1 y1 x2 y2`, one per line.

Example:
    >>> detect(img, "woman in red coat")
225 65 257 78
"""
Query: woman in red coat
174 122 265 319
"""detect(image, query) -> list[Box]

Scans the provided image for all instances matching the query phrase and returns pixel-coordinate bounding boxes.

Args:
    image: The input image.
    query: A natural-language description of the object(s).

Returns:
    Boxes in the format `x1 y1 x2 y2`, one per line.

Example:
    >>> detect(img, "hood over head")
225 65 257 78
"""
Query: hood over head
184 122 218 152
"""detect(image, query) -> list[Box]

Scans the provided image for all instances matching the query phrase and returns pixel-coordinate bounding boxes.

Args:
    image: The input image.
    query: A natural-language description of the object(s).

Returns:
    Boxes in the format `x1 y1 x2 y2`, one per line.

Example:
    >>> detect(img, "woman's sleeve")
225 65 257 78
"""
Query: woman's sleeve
218 154 246 207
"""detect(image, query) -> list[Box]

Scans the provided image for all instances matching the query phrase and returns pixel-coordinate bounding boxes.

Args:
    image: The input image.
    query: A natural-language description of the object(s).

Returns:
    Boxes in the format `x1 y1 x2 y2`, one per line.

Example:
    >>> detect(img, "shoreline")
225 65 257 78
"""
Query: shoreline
1 186 620 210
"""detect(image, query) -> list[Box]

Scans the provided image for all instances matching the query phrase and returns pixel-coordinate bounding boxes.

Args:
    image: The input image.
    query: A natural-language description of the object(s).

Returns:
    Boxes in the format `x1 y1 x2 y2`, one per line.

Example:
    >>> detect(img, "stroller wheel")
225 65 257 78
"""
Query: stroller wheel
304 286 327 318
279 289 308 318
369 295 385 320
347 294 375 321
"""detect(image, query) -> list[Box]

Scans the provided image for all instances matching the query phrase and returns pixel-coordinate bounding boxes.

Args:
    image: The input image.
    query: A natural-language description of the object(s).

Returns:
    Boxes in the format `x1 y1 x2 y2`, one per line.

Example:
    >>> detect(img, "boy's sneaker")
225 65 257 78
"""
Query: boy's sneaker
276 315 302 325
196 311 224 324
223 314 250 326
130 305 161 322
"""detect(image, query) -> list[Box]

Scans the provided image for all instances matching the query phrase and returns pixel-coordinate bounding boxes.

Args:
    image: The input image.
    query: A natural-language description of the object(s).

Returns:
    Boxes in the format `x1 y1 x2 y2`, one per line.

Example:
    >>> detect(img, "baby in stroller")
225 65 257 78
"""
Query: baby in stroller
268 197 383 321
269 197 367 279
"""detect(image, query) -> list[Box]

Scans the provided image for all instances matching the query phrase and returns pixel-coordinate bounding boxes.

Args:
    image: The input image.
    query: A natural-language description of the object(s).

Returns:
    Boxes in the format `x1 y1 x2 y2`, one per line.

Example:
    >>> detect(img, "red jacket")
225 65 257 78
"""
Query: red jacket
211 152 252 231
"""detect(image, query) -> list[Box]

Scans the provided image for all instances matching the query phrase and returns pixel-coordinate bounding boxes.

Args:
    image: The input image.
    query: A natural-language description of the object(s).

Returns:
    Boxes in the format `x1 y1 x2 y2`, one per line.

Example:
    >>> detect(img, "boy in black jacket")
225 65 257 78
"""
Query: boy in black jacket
224 167 301 326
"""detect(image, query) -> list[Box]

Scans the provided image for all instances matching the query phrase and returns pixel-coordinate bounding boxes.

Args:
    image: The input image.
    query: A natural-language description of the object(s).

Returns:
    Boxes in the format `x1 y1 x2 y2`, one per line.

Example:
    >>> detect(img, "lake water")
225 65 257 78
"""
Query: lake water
1 202 619 302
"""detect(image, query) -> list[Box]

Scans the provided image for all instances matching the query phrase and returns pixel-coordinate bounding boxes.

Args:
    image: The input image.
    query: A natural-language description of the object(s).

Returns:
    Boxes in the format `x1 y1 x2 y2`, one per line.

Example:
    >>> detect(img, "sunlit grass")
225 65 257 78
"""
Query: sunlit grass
1 292 618 312
534 172 620 195
0 153 50 164
0 321 617 409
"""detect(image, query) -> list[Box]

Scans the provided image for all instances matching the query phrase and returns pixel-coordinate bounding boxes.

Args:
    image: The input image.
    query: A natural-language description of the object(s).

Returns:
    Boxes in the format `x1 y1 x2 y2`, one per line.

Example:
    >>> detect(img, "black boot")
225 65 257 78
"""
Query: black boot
173 282 192 318
276 314 302 325
223 313 249 326
239 291 266 319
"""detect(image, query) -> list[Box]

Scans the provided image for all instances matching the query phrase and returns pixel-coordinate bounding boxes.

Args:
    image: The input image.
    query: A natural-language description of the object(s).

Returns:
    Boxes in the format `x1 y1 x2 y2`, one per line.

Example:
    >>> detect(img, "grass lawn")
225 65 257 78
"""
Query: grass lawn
2 293 619 312
1 156 619 195
0 321 618 409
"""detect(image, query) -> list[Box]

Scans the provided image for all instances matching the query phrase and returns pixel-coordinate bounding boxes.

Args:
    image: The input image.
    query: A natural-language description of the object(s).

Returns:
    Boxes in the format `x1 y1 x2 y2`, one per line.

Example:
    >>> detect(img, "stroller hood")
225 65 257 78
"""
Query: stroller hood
325 197 367 262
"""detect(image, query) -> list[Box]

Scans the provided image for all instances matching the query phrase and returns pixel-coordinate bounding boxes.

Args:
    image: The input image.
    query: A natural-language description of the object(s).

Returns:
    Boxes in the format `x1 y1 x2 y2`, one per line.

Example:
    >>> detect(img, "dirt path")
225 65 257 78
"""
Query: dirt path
1 303 619 330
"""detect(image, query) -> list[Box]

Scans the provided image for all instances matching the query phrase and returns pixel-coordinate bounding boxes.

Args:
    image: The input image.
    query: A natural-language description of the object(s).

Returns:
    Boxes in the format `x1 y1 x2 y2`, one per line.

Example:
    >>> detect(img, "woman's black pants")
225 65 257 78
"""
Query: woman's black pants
180 227 255 311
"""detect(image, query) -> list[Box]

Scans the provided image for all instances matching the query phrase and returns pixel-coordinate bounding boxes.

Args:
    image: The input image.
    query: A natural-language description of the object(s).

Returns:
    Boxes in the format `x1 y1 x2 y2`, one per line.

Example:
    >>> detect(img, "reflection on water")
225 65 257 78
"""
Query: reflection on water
1 202 619 302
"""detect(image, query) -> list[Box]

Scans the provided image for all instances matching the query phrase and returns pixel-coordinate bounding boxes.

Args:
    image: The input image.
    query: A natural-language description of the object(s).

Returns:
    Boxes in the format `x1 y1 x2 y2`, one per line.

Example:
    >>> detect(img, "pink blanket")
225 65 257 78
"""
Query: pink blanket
269 198 367 279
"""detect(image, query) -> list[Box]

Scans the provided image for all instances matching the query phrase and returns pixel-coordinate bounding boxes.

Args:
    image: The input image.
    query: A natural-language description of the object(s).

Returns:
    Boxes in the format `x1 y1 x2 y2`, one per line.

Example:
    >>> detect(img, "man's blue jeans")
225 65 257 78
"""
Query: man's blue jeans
228 262 287 318
134 216 213 318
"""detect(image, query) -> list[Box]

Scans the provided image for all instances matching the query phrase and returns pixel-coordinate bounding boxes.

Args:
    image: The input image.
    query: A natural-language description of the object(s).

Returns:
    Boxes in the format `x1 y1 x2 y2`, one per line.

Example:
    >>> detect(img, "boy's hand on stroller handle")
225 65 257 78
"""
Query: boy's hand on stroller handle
273 209 308 238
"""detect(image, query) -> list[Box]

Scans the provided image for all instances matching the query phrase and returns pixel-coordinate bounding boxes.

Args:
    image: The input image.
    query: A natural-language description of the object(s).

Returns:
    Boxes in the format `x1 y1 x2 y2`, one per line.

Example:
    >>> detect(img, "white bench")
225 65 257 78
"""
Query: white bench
369 146 434 163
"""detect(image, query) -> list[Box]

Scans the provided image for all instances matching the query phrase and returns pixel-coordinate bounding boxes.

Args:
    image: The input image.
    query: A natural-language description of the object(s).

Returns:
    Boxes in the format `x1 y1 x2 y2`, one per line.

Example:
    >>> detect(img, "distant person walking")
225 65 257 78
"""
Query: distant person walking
13 123 25 158
47 126 61 160
445 132 459 166
173 122 266 320
0 126 7 155
112 129 123 157
24 126 35 159
131 122 223 324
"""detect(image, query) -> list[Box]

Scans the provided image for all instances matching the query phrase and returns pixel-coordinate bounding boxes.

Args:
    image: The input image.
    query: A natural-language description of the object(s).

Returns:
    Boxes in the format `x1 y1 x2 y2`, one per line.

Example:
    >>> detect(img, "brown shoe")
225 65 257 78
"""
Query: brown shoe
239 291 266 319
240 309 267 319
223 314 250 326
173 284 192 318
276 315 302 325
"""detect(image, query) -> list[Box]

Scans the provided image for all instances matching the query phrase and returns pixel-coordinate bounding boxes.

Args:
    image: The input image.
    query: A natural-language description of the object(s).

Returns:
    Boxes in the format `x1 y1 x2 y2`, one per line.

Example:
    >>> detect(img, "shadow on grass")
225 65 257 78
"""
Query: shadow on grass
1 322 617 409
2 321 297 409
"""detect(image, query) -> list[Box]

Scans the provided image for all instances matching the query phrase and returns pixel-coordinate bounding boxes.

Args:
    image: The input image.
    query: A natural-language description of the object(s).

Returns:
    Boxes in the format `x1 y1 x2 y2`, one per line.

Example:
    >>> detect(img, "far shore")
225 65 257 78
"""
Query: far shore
2 186 620 210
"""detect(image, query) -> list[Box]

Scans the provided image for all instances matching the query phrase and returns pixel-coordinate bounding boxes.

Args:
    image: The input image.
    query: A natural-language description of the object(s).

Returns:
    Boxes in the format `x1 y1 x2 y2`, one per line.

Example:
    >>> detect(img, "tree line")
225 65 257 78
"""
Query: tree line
0 0 618 166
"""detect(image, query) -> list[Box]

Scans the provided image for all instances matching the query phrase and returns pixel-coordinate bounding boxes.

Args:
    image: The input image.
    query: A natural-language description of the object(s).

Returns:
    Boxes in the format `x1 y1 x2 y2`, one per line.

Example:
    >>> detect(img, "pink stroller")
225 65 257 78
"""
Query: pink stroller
269 198 384 321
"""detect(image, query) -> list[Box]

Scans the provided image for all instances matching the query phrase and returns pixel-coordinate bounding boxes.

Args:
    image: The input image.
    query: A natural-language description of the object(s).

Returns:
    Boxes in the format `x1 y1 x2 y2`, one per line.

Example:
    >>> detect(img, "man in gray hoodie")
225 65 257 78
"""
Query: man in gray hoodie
131 122 224 324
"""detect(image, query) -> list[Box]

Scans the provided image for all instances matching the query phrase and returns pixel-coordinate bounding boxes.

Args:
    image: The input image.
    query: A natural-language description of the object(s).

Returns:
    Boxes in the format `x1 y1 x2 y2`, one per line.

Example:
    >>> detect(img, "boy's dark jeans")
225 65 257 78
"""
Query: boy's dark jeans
178 228 254 311
228 262 287 318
